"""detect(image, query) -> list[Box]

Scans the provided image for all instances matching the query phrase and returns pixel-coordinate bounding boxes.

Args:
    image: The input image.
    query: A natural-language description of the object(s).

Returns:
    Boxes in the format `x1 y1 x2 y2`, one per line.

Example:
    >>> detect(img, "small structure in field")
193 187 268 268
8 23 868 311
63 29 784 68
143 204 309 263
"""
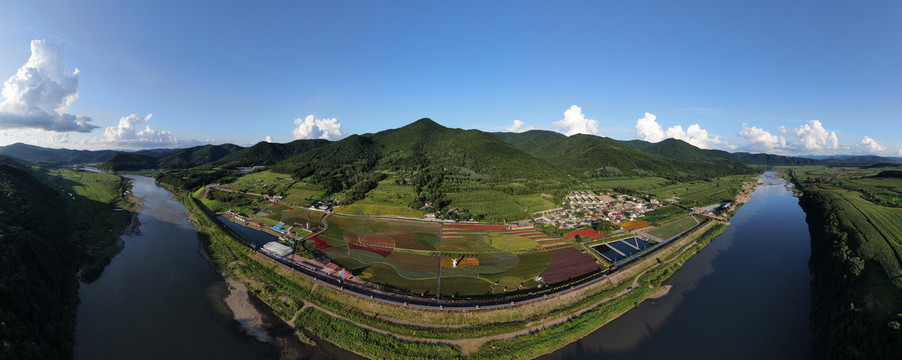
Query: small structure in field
262 241 293 257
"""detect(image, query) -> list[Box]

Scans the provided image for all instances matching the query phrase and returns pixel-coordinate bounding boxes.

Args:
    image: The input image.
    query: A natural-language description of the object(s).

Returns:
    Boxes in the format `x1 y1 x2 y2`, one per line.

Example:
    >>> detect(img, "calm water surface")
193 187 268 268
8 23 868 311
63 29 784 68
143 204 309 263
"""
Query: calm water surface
544 170 813 360
74 176 338 360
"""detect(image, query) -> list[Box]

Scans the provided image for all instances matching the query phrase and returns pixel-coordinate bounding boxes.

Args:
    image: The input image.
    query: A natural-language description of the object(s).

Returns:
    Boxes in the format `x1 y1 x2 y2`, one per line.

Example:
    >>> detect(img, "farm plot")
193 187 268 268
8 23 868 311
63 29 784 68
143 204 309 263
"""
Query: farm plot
541 247 602 283
648 217 697 240
309 214 604 296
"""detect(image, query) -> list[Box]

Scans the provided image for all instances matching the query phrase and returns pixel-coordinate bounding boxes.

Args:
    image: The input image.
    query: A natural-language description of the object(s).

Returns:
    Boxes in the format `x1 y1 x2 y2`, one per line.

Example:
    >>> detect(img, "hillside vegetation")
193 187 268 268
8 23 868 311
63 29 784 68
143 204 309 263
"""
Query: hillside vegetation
786 167 902 359
0 161 79 360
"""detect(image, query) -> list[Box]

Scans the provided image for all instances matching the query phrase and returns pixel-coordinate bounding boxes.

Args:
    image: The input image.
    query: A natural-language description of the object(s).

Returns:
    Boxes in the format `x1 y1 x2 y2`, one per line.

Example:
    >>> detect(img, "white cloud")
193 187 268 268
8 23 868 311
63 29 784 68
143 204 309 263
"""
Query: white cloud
857 136 885 154
102 113 178 147
48 132 69 144
292 114 344 140
265 135 273 143
777 120 838 152
634 112 723 149
0 40 97 132
739 123 786 152
553 105 598 136
506 120 534 133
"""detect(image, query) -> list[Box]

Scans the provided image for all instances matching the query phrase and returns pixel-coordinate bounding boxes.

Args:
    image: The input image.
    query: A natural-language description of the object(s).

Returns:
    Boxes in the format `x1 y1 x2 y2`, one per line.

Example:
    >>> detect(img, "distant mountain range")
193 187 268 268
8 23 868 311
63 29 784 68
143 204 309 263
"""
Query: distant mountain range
3 119 899 177
733 152 902 167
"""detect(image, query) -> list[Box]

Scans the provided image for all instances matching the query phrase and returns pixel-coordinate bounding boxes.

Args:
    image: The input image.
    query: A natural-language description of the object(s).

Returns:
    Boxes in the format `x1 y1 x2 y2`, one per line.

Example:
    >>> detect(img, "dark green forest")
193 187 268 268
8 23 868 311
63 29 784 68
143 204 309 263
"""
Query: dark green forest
0 163 79 360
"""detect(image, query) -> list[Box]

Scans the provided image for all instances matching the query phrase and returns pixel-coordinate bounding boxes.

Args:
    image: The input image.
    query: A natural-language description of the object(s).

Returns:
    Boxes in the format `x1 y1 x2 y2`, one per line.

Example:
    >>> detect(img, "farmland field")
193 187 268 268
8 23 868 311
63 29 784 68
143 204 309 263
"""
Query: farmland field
310 215 603 296
648 216 697 239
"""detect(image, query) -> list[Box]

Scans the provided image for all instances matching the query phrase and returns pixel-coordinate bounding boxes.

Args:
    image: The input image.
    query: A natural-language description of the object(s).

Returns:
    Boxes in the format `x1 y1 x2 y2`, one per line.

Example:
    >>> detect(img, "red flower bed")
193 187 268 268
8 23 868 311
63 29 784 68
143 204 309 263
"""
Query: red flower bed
541 247 601 283
563 229 602 240
348 242 392 257
311 236 332 250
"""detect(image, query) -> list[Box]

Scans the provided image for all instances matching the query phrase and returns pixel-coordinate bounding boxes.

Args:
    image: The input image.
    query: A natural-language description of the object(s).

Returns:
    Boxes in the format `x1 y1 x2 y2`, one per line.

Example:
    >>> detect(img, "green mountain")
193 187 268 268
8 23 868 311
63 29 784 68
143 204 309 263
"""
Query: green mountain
0 160 79 359
0 143 120 165
100 153 158 171
527 134 751 179
100 144 245 171
623 138 751 175
493 130 567 152
273 118 567 183
156 143 243 169
732 152 822 166
213 139 329 167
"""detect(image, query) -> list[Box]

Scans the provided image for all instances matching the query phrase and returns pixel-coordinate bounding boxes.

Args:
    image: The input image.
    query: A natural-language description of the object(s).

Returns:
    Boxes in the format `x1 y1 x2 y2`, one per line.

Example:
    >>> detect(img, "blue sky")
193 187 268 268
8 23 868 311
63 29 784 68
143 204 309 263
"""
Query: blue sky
0 0 900 156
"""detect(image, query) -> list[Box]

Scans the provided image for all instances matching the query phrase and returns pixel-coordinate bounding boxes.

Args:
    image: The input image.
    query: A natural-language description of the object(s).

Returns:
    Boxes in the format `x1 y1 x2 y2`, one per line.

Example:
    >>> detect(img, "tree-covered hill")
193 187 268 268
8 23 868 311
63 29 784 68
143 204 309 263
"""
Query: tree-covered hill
623 138 751 175
100 143 245 171
213 139 329 167
0 160 79 359
732 152 822 166
0 143 120 165
271 118 568 184
156 143 243 169
529 134 752 179
493 129 567 152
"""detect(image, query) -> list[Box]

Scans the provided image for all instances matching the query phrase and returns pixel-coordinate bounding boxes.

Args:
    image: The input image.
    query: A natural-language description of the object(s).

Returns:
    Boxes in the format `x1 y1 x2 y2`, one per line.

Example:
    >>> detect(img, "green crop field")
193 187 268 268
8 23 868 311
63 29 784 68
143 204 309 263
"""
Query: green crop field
648 216 697 240
641 205 687 226
446 190 529 221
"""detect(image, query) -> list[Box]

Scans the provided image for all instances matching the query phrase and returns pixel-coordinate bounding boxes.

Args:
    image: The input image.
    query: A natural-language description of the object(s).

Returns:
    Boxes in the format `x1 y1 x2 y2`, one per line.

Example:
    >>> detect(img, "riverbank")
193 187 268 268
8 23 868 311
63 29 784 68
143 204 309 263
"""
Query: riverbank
785 167 902 358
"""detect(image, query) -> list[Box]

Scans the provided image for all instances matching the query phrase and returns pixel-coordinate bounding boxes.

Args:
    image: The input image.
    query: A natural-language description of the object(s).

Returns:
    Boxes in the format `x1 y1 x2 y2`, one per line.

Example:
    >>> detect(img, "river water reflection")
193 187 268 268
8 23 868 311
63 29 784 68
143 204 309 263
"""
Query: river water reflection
73 176 335 360
543 170 813 360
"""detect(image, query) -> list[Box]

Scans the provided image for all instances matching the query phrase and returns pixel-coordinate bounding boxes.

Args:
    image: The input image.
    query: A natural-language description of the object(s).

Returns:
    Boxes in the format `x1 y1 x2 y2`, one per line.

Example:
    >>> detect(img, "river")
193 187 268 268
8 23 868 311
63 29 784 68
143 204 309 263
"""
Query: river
543 170 813 359
73 176 336 360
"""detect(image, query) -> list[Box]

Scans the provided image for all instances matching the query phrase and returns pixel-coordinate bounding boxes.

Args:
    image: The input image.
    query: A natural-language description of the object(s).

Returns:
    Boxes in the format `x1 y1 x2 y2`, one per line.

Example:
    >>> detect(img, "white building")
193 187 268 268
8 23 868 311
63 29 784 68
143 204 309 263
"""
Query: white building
263 241 293 257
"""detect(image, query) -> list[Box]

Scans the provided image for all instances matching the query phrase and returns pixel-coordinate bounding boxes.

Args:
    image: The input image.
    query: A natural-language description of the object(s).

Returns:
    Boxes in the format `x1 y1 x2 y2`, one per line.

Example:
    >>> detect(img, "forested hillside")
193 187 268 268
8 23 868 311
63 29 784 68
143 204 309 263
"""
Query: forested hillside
531 135 752 179
0 160 79 360
213 139 328 167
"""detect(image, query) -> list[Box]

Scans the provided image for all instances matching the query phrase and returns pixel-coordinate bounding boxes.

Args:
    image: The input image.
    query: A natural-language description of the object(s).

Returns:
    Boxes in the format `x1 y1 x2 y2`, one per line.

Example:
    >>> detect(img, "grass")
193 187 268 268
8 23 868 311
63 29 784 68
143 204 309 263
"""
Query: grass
52 168 136 280
648 216 697 240
641 205 687 226
484 233 539 253
340 179 424 217
446 189 529 221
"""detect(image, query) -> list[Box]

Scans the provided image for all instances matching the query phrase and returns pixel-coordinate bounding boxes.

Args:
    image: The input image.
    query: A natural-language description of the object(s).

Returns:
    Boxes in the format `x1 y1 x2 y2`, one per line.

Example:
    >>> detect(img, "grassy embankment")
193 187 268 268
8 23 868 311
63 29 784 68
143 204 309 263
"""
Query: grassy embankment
176 180 732 358
52 168 139 281
784 166 902 358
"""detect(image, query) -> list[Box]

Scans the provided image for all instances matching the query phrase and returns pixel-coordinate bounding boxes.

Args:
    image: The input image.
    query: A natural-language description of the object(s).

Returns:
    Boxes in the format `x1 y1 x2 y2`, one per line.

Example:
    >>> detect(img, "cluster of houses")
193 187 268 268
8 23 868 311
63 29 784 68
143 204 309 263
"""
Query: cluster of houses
534 191 669 229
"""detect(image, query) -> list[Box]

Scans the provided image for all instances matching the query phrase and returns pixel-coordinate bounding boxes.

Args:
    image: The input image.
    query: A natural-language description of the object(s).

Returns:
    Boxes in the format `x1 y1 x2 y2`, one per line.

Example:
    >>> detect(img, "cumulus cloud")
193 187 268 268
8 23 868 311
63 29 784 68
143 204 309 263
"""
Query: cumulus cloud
506 120 534 133
48 132 69 144
103 113 178 146
857 136 885 154
739 123 786 152
553 105 598 136
292 114 344 140
634 112 725 149
777 120 838 151
265 135 273 143
0 40 97 132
